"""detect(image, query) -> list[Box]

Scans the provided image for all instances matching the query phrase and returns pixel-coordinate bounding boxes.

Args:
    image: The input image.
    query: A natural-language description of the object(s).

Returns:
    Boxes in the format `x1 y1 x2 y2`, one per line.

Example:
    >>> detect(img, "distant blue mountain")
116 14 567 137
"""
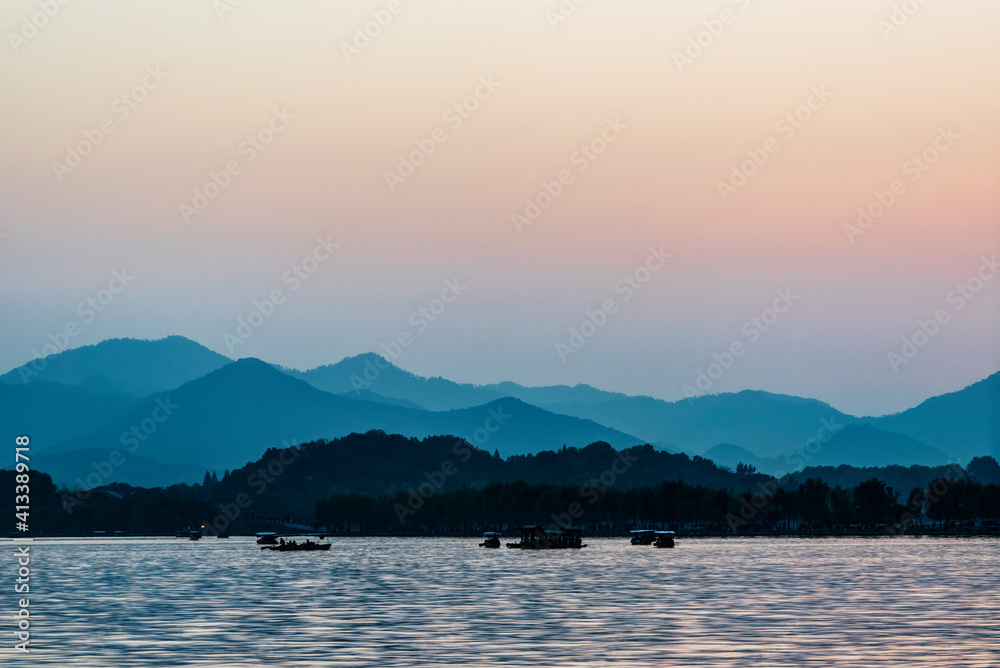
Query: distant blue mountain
869 373 1000 462
2 336 995 487
29 357 643 486
0 335 231 397
290 353 506 410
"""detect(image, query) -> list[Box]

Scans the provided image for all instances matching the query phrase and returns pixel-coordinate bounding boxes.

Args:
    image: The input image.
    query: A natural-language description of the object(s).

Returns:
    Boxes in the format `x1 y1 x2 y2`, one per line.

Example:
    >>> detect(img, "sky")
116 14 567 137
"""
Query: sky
1 0 998 417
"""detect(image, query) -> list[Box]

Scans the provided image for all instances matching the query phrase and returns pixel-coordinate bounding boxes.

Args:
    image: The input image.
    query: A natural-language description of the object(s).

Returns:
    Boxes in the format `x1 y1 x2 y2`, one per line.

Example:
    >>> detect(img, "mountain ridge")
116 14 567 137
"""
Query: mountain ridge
3 336 996 486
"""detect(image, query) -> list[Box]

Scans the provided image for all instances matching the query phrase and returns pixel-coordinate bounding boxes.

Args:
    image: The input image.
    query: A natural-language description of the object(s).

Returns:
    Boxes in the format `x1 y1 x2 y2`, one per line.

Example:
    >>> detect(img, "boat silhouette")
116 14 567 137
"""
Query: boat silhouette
258 533 331 552
506 525 586 549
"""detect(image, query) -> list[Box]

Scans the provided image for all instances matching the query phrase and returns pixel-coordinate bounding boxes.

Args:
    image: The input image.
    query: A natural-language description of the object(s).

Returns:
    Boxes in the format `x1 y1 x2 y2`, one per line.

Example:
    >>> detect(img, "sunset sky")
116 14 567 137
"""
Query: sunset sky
1 0 997 416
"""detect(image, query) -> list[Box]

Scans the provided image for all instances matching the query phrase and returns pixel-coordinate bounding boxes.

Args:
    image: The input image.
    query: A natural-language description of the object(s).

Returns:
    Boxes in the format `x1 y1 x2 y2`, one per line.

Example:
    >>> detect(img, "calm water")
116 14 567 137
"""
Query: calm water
9 536 999 667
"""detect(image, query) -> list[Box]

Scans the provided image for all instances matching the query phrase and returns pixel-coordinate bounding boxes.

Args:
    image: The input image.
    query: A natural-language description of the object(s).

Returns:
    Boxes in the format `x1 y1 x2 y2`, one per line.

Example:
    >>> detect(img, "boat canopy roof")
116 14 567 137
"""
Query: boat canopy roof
630 529 655 534
256 531 327 538
543 526 583 535
655 530 676 535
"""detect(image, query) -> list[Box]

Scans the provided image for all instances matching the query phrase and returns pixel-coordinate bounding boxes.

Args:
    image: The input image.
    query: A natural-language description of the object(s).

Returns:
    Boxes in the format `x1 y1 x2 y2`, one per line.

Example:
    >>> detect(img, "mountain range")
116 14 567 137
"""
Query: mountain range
2 336 996 487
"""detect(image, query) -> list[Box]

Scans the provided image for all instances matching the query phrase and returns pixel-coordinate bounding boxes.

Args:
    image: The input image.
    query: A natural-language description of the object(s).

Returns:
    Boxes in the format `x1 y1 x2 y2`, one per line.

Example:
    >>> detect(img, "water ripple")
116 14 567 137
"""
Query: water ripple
12 536 1000 667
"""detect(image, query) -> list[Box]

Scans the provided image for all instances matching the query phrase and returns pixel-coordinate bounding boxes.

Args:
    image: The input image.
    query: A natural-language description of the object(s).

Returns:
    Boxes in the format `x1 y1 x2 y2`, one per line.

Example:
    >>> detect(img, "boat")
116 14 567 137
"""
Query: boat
479 532 501 548
630 529 655 545
188 530 201 541
261 537 330 552
256 532 279 545
506 525 586 549
653 531 675 548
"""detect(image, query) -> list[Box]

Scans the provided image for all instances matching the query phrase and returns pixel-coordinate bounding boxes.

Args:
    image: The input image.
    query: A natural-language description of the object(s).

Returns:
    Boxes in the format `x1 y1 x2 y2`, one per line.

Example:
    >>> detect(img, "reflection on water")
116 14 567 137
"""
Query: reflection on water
15 536 1000 666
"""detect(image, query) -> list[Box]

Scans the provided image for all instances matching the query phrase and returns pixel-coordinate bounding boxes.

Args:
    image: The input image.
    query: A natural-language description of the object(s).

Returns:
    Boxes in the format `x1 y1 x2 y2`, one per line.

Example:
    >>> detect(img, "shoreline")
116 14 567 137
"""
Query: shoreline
9 528 1000 539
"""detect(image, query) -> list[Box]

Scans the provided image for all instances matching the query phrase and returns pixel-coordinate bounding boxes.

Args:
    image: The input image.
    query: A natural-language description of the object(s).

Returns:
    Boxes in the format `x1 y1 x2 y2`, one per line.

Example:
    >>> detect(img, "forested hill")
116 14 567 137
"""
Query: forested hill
213 430 768 505
5 431 998 535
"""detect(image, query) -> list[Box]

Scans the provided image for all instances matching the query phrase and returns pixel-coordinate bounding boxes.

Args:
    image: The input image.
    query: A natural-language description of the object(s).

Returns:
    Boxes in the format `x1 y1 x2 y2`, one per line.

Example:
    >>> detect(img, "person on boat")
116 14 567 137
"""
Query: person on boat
279 538 285 546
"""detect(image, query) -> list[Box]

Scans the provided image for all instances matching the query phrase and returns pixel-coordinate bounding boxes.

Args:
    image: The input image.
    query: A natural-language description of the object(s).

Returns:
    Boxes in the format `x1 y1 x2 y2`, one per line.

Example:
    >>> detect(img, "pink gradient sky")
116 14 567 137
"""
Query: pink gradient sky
0 0 998 415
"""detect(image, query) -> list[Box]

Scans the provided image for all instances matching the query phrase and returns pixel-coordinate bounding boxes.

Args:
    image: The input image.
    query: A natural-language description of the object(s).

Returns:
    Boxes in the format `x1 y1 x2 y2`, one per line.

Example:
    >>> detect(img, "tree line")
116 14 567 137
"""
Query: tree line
316 475 1000 534
3 434 998 535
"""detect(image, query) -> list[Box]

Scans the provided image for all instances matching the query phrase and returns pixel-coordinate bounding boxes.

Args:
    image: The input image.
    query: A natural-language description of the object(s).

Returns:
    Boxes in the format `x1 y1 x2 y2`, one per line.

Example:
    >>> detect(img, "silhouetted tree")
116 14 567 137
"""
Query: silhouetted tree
854 478 896 526
797 478 831 524
967 457 1000 485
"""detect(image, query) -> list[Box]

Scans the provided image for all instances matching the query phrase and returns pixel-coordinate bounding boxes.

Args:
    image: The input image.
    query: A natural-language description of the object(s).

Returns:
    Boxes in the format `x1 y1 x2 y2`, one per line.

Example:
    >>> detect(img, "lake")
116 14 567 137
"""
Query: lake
14 536 1000 666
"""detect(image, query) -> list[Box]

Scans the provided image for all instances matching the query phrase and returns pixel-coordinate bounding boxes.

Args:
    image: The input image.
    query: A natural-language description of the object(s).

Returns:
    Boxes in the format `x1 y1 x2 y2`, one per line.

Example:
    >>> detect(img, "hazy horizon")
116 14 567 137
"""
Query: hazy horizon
2 0 998 417
3 333 996 419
